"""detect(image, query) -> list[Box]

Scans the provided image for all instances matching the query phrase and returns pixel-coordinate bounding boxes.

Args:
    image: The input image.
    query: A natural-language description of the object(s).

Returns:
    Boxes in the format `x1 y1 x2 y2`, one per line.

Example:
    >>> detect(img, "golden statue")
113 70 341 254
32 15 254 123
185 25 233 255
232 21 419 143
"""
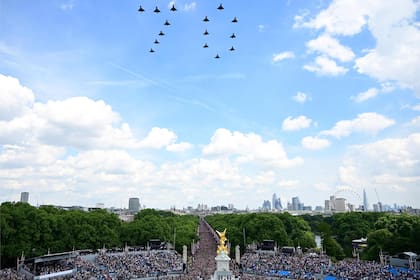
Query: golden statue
216 228 228 255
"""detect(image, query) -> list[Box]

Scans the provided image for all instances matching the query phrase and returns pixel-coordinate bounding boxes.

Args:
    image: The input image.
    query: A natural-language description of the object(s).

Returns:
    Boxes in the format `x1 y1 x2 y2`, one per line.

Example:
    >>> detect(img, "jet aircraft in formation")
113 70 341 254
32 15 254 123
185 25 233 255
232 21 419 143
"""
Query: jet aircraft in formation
137 3 237 59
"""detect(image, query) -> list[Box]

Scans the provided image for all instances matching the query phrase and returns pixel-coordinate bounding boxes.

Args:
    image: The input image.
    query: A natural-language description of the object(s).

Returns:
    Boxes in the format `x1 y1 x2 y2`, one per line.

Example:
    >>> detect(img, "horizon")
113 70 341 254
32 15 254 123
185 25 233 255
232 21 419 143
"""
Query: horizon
1 0 420 209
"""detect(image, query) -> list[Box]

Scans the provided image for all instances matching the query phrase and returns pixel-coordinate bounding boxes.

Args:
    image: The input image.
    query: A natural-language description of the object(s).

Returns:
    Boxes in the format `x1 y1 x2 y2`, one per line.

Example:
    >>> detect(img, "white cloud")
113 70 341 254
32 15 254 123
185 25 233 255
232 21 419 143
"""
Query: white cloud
292 92 311 104
4 109 137 150
354 1 420 96
306 34 355 62
294 0 369 36
321 112 395 138
258 24 265 32
0 75 310 208
202 128 303 168
410 116 420 126
35 96 120 129
296 0 420 96
411 104 420 111
31 97 139 149
303 56 348 76
301 136 331 150
338 133 420 205
272 51 295 63
352 83 396 103
380 82 396 93
352 88 379 103
278 180 299 188
0 144 65 168
0 75 190 151
0 74 35 121
282 115 312 131
139 127 177 149
166 142 193 152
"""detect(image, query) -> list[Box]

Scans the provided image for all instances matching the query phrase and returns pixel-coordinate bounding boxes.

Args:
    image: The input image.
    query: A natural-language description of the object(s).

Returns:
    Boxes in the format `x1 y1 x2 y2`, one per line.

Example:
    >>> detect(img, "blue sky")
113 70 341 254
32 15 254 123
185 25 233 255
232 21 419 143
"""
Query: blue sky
1 0 420 210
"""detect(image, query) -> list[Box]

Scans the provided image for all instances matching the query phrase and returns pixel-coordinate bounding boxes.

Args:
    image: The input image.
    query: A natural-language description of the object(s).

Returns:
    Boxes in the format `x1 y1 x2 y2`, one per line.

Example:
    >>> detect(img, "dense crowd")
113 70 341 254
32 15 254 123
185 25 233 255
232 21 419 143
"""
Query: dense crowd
240 251 420 279
96 251 183 279
1 250 184 280
0 268 29 280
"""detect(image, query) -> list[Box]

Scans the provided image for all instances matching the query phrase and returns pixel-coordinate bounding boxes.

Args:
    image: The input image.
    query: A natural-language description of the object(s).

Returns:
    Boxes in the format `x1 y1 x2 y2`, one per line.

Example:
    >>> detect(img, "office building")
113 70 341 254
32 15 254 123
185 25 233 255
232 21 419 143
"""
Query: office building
363 189 369 211
128 197 140 213
272 193 283 210
335 198 347 212
262 200 271 211
20 192 29 203
291 196 302 211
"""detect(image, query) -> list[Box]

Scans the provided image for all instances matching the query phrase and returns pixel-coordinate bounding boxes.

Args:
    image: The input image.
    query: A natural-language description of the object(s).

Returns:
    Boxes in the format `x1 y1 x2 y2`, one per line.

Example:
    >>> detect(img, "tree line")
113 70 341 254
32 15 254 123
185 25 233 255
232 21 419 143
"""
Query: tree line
2 202 419 267
302 212 420 260
0 202 198 268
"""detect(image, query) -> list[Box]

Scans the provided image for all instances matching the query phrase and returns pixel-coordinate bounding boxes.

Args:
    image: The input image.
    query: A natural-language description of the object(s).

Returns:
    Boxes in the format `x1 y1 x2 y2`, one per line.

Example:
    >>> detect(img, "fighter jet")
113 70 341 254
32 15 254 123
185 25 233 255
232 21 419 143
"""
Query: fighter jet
203 43 209 48
203 16 210 22
164 20 170 26
229 46 235 51
170 4 177 11
158 30 165 36
154 39 160 44
154 6 160 13
215 53 221 59
217 4 224 10
232 17 238 23
230 33 236 39
203 29 209 35
138 5 145 12
149 48 155 53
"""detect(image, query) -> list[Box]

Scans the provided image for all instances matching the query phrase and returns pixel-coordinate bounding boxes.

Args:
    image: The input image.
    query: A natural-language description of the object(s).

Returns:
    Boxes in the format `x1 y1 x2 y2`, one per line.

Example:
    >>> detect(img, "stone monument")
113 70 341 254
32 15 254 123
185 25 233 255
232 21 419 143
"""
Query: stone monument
211 229 236 280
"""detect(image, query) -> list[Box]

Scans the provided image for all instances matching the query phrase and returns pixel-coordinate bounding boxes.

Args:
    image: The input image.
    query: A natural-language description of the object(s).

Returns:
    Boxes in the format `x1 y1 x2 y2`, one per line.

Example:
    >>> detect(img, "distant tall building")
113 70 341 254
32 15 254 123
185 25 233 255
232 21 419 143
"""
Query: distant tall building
363 189 369 211
324 200 331 211
329 195 336 211
335 198 347 212
272 193 283 210
20 192 29 203
292 196 302 211
128 197 140 213
373 202 383 212
272 193 277 210
262 200 271 211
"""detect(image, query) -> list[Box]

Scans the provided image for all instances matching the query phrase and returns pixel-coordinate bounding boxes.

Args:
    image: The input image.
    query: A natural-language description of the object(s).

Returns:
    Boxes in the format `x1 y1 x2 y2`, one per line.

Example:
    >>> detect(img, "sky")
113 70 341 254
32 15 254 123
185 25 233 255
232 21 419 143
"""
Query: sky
0 0 420 210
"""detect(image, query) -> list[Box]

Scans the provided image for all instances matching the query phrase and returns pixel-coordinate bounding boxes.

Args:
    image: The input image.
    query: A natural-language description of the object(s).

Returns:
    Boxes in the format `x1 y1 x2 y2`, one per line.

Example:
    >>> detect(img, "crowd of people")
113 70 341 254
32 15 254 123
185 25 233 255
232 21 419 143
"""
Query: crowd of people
240 251 420 279
95 251 183 279
0 250 184 280
2 220 420 280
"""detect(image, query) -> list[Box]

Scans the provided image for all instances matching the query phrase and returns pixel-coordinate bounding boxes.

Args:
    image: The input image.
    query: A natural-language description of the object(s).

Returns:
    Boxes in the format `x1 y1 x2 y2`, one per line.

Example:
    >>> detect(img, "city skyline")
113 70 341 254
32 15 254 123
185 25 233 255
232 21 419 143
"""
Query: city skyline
1 0 420 209
5 189 414 212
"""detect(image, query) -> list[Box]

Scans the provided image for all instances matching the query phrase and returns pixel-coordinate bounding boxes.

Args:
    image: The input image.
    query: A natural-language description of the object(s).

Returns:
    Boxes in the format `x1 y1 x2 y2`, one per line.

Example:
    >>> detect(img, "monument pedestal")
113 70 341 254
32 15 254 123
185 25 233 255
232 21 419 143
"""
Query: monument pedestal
211 251 235 280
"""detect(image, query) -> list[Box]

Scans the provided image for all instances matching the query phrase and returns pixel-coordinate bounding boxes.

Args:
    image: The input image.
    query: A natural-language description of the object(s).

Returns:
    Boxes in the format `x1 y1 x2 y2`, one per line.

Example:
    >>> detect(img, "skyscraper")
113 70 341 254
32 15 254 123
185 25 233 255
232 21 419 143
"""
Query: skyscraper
272 193 277 210
272 193 283 210
262 200 271 211
292 196 301 211
20 192 29 203
128 197 140 213
363 189 369 211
